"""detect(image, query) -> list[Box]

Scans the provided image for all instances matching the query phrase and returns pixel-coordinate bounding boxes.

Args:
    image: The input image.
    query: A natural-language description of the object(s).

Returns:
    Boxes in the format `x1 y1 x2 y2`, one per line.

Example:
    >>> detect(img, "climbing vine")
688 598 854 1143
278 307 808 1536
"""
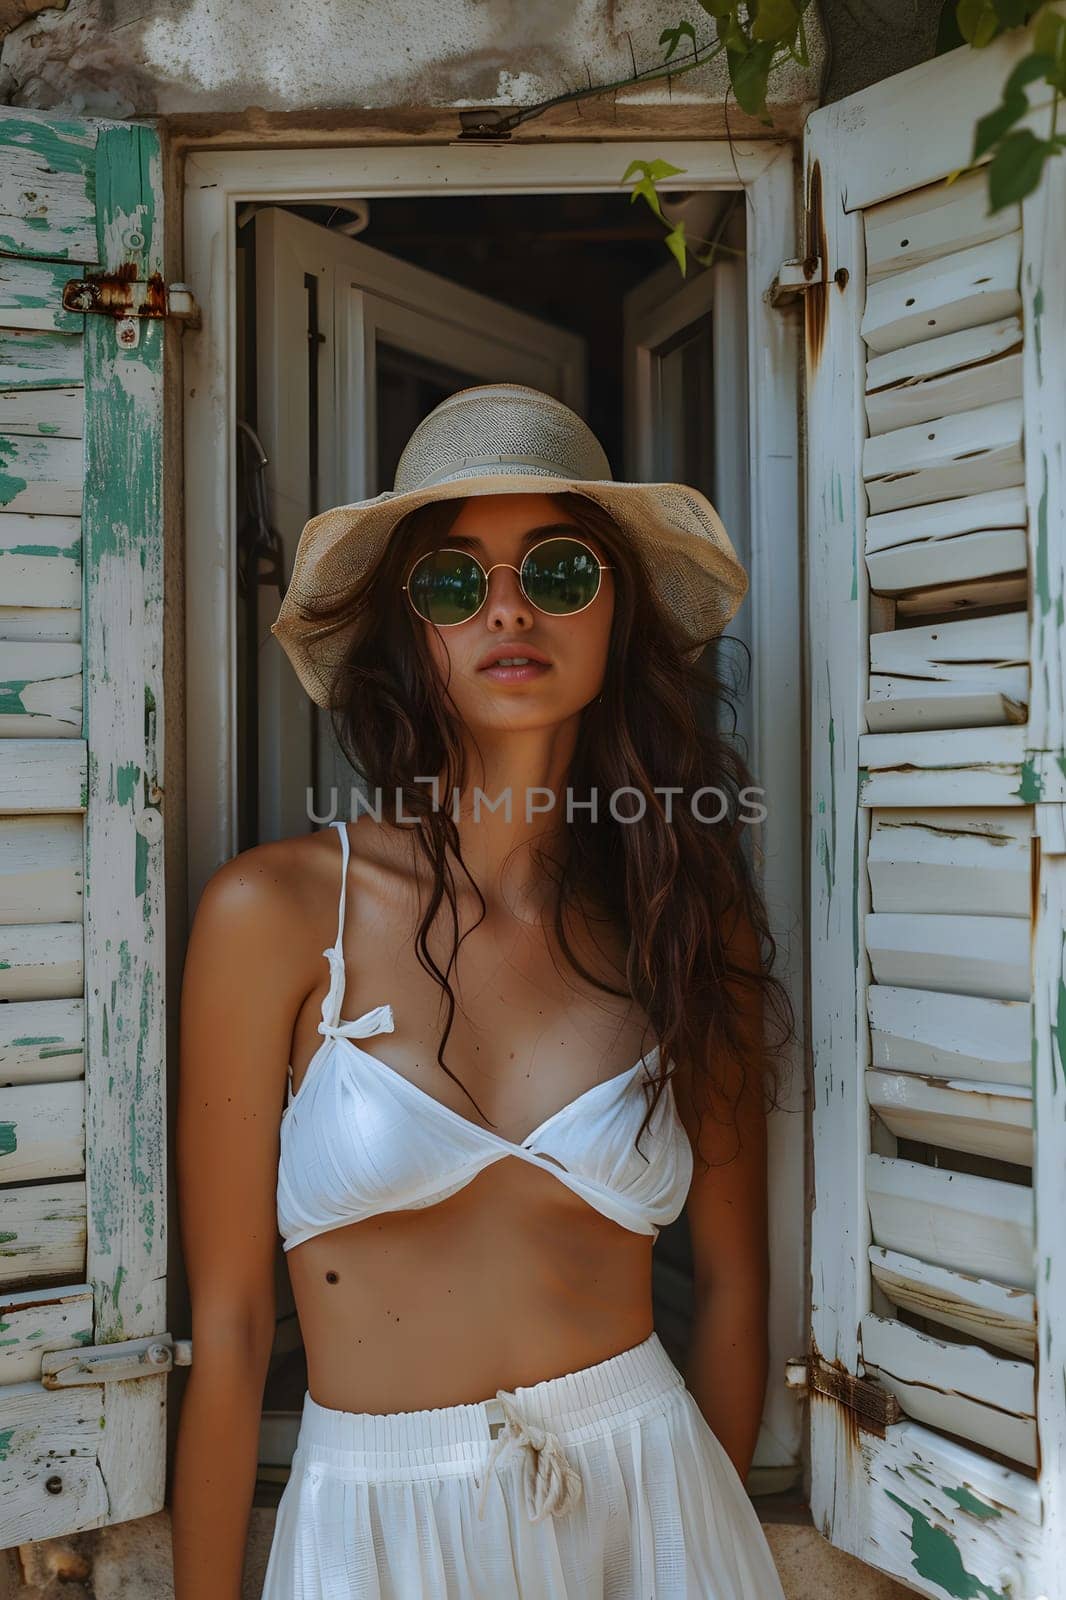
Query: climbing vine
627 0 1065 274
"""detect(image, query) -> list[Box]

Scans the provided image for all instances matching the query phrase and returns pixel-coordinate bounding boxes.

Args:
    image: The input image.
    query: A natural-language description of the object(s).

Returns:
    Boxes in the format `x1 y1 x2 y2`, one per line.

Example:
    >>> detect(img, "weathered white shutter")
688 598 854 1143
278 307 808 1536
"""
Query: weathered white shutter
0 109 169 1545
805 31 1064 1599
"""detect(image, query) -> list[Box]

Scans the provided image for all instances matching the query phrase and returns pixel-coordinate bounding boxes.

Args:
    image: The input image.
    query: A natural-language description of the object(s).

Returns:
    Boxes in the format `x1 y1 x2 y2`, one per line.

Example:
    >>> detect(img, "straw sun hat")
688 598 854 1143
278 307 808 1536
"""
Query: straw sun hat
270 382 748 707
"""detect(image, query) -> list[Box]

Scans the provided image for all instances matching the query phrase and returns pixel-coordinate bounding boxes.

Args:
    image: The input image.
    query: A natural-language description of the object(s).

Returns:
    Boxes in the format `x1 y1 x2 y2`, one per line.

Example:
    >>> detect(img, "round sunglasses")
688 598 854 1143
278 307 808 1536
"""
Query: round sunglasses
402 534 612 627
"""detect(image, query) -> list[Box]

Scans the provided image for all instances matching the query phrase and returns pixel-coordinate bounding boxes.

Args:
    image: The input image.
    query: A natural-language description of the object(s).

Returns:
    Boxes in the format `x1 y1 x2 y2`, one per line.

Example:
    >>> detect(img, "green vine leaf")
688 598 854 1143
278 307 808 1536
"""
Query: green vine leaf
957 0 1003 47
659 18 699 61
751 0 800 42
622 158 688 226
973 50 1054 157
988 125 1059 206
627 176 664 220
1034 8 1066 90
664 220 688 275
728 39 776 118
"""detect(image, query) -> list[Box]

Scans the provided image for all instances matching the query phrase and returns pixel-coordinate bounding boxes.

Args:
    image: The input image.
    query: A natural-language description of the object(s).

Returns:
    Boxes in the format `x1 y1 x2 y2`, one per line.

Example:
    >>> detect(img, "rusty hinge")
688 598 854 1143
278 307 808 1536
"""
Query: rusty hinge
766 256 825 309
62 270 202 347
785 1351 903 1436
41 1331 193 1388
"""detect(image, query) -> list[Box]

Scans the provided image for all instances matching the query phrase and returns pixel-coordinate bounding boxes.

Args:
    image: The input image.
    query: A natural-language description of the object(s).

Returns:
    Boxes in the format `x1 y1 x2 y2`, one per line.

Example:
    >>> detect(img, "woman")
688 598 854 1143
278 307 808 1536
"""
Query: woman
172 384 792 1599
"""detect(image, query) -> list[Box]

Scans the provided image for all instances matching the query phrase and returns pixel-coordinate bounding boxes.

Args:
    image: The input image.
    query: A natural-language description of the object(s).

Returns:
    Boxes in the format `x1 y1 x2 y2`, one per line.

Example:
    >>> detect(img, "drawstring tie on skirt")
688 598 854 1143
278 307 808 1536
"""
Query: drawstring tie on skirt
475 1389 584 1523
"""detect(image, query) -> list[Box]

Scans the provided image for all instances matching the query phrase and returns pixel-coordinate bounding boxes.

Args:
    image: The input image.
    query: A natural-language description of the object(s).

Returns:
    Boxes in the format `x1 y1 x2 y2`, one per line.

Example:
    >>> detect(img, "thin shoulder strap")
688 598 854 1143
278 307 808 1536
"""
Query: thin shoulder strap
316 820 350 1034
330 818 350 953
315 819 396 1044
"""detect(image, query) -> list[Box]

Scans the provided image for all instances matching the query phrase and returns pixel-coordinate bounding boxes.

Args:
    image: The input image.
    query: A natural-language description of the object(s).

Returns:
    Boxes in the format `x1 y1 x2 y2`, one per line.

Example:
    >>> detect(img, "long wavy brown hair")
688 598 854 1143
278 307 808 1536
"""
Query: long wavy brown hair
301 490 795 1170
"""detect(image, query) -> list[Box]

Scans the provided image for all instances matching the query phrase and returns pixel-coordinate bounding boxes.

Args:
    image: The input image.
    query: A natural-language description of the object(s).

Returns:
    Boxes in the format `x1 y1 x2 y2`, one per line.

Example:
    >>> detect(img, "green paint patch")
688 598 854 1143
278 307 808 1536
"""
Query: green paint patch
0 1233 16 1245
74 1327 93 1345
135 828 148 899
0 1123 16 1158
0 680 31 715
0 1428 14 1462
0 438 28 507
884 1491 1007 1599
1014 758 1043 803
7 113 96 179
944 1485 1001 1521
8 542 76 558
0 232 75 259
38 422 61 435
12 1034 64 1046
115 761 140 806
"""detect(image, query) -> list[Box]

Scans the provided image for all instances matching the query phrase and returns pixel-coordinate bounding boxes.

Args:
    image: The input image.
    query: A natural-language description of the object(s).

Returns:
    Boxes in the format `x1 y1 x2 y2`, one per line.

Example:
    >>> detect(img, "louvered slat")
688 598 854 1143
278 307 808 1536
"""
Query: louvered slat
868 985 1030 1087
861 1312 1037 1468
866 912 1029 1000
866 1072 1032 1166
866 1154 1033 1290
867 808 1029 916
863 169 1020 281
865 318 1022 436
868 1245 1035 1359
861 234 1022 356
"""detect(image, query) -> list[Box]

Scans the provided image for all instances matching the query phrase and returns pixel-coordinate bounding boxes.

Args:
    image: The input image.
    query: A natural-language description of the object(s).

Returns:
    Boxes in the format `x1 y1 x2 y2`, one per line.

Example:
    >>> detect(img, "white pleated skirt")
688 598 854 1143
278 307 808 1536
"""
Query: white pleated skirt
259 1330 786 1599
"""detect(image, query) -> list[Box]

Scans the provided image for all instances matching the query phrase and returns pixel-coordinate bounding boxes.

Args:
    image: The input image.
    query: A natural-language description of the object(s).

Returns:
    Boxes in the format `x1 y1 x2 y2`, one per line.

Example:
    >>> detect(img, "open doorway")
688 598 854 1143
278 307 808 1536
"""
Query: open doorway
236 190 749 844
238 187 755 1497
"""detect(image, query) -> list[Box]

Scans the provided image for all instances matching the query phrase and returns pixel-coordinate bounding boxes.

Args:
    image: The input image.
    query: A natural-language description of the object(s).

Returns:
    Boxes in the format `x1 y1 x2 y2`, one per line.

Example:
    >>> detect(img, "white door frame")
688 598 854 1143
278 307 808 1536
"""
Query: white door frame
181 137 806 1486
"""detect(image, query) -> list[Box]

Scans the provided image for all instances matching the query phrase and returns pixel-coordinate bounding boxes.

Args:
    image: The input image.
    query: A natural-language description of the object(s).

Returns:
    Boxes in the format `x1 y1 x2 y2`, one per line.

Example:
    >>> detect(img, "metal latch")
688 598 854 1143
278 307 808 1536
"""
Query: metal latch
62 271 202 347
785 1351 903 1437
41 1331 193 1388
766 256 825 309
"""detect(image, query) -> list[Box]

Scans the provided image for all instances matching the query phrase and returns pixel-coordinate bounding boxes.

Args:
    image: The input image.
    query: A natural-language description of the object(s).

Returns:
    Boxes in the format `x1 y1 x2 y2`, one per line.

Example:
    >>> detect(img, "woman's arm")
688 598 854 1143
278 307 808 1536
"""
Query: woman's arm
171 850 309 1600
675 907 771 1485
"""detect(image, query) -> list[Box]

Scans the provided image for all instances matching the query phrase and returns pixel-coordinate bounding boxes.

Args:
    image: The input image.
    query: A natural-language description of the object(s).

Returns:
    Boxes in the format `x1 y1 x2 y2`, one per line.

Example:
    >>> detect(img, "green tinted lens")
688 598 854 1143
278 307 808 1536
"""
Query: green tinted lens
407 550 486 624
521 539 602 615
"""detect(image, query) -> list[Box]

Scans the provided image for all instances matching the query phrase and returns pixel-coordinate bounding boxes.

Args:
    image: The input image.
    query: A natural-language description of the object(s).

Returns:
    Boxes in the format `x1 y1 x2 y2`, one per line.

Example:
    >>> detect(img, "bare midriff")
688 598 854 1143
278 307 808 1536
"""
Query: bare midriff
280 821 666 1414
286 1162 655 1413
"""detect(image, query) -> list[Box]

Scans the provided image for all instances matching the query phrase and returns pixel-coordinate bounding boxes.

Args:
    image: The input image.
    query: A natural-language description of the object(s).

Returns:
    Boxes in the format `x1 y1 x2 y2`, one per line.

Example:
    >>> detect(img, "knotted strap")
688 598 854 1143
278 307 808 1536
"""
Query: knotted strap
475 1390 584 1523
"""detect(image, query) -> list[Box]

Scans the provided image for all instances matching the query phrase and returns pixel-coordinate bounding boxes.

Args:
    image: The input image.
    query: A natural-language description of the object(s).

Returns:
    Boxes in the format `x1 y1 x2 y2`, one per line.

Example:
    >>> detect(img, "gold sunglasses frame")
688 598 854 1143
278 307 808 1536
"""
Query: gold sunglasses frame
401 534 613 627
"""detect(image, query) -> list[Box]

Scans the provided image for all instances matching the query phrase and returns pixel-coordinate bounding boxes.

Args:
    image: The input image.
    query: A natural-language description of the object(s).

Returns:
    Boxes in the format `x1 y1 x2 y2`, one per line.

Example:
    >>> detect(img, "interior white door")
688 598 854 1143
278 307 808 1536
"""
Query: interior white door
254 206 587 841
623 245 806 1497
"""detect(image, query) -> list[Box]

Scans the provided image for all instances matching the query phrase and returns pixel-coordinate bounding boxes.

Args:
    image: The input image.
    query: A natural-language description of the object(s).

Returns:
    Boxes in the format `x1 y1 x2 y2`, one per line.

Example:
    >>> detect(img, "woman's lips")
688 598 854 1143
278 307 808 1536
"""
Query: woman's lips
479 660 552 683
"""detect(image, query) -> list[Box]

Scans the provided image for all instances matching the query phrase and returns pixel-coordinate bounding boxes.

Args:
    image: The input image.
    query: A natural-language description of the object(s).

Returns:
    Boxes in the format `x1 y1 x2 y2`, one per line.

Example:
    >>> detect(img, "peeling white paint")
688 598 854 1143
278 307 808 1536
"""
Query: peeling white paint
113 357 156 404
1 0 825 116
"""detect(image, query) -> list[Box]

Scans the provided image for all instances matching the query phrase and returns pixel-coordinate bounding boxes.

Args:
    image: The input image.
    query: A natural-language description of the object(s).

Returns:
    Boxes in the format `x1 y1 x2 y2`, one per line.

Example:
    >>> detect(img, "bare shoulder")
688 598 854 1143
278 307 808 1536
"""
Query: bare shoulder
184 826 356 1000
192 829 317 933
